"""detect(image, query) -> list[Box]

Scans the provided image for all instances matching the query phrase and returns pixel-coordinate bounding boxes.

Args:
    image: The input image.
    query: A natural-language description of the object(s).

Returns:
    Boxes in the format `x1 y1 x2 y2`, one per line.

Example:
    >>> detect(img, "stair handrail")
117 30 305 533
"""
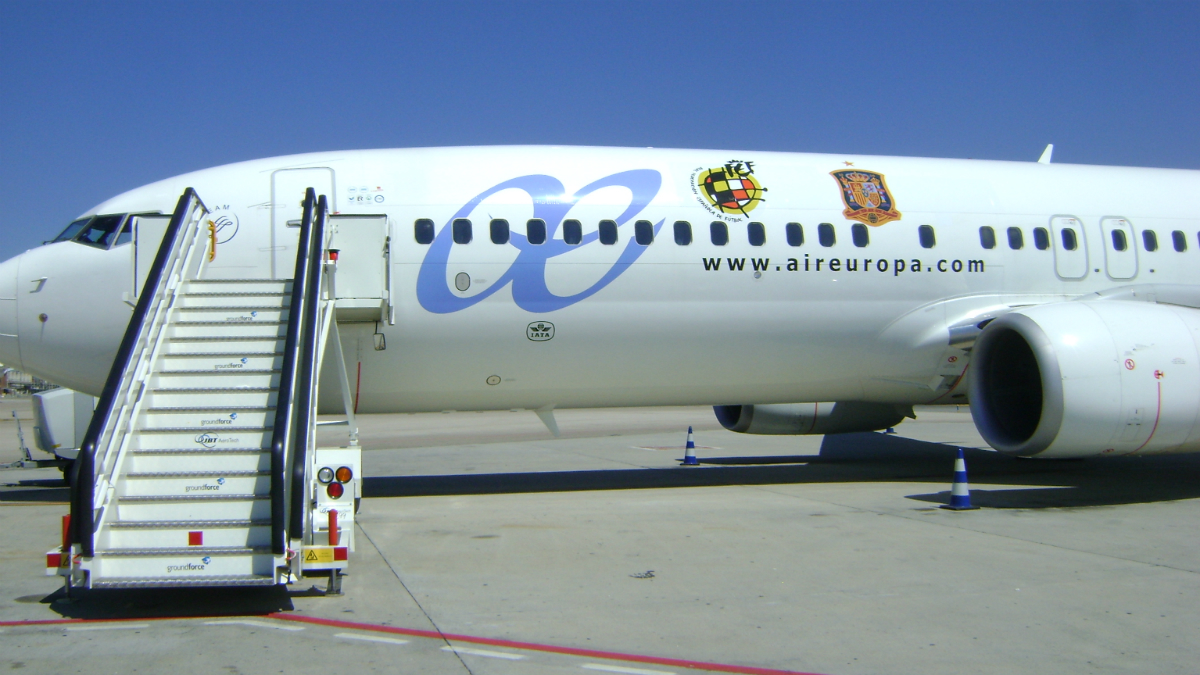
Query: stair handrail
268 188 317 555
70 188 209 557
288 195 328 540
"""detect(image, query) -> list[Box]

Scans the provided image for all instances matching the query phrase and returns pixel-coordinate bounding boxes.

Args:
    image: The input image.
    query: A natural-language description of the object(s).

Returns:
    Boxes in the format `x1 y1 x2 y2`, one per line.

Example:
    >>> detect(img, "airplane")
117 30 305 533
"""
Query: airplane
1 144 1198 462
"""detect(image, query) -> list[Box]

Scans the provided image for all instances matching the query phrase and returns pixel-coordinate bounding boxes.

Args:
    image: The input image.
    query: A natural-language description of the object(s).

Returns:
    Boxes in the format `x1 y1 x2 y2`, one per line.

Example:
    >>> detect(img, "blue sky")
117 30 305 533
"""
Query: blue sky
1 0 1197 255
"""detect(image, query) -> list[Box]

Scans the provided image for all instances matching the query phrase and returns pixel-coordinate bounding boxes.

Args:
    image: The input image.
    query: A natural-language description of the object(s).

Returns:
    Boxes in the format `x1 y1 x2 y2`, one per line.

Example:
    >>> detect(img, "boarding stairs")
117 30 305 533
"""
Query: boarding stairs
56 188 360 591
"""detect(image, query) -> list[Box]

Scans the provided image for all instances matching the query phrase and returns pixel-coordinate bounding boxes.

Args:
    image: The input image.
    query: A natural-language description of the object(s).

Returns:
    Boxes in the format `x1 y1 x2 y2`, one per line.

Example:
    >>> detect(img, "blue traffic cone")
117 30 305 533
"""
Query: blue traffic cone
941 448 979 510
681 426 698 466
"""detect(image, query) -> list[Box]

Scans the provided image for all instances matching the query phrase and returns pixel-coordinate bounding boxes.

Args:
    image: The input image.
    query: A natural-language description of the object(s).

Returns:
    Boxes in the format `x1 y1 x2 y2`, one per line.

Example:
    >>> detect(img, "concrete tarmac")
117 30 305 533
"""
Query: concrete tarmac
2 402 1199 674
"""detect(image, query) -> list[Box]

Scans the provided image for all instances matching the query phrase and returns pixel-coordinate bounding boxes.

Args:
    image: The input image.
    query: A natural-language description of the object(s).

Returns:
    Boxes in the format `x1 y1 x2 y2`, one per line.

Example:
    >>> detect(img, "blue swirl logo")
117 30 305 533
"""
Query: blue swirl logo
416 170 663 314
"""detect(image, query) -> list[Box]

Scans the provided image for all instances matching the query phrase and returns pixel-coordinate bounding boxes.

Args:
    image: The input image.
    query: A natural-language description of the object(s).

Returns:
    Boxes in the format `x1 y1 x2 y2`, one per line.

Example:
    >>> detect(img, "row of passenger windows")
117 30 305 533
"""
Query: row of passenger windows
416 218 1199 254
979 225 1193 252
414 218 940 249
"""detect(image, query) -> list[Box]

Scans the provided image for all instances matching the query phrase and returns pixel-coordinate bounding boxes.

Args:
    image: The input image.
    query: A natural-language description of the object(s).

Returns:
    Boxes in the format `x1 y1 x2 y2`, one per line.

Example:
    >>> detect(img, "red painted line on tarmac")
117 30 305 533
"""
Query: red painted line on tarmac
268 612 829 675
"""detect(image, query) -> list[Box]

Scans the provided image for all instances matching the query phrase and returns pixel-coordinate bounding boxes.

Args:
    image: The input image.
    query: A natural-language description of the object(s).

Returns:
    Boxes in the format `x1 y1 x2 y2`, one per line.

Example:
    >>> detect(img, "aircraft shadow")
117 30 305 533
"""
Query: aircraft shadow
363 432 1200 509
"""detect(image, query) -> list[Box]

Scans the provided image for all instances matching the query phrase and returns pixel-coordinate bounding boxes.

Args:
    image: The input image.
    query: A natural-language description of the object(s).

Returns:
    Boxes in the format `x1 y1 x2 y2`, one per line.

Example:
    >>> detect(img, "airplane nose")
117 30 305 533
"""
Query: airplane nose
0 253 21 370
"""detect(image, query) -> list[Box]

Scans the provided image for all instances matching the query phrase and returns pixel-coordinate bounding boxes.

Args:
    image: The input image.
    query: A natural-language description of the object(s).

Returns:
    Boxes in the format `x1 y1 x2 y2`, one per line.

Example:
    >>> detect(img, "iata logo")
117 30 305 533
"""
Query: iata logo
527 322 555 341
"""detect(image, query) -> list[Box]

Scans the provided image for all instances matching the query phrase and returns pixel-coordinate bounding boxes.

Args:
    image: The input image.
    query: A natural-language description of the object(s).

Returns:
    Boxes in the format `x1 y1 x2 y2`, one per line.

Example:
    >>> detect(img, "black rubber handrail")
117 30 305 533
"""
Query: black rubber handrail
288 195 328 539
268 188 317 555
70 188 204 557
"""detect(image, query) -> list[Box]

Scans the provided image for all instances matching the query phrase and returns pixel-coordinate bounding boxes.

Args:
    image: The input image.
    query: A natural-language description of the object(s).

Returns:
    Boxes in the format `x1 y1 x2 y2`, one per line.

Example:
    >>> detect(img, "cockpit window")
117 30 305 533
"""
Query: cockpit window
75 214 127 248
52 218 91 243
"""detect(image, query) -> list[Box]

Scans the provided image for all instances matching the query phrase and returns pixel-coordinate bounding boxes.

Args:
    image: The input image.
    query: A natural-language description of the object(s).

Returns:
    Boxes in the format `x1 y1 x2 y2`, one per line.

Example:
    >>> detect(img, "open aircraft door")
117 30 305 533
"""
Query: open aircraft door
131 214 171 297
272 168 336 279
328 214 391 324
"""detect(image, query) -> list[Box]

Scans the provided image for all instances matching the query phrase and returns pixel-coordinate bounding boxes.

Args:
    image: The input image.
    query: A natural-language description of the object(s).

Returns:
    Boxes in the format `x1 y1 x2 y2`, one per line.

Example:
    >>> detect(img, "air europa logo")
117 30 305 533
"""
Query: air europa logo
416 170 663 314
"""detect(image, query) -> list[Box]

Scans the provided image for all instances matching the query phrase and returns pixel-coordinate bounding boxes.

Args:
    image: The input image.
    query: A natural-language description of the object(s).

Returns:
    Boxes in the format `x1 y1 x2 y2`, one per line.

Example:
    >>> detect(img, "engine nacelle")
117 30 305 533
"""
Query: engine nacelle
970 300 1200 457
714 402 911 435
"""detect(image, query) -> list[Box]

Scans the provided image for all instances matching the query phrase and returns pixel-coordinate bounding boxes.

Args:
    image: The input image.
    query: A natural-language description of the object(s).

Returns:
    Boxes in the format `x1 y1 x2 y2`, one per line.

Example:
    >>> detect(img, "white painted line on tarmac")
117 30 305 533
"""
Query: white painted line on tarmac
335 632 409 645
204 619 305 631
441 645 525 660
582 664 675 675
66 623 151 632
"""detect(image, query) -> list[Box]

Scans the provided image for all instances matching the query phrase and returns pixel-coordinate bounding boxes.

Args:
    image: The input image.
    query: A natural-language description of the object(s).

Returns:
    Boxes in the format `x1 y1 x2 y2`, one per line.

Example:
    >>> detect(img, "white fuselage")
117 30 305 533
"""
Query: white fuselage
1 146 1197 415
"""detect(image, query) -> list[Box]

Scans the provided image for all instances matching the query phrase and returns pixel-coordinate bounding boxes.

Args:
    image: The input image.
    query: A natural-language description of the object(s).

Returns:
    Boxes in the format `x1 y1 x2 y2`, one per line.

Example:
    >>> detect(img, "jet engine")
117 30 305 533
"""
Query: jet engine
714 401 912 435
969 300 1200 458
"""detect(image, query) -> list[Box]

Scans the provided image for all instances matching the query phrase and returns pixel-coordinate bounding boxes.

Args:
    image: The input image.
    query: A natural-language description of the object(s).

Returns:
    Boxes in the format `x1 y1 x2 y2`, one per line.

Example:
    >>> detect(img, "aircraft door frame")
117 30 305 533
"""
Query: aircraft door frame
271 168 336 279
1099 217 1138 280
1050 215 1089 280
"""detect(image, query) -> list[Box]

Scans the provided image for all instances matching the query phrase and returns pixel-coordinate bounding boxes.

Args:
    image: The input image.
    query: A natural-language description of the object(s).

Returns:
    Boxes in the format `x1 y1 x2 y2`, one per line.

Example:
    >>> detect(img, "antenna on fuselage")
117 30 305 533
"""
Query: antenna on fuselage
1037 144 1054 164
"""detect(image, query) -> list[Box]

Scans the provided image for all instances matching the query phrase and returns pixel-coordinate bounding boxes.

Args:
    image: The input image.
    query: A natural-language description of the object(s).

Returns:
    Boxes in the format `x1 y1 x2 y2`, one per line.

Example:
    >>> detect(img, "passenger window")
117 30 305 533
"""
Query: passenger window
452 218 472 244
1033 227 1050 250
818 223 835 247
599 220 618 245
710 221 729 246
1110 229 1127 251
852 223 869 248
748 222 765 246
1142 230 1158 252
1007 227 1024 250
1172 230 1187 252
562 219 582 245
917 224 935 249
1061 228 1078 251
785 223 803 246
490 219 510 245
414 219 435 244
76 214 126 248
114 219 133 247
674 221 692 245
979 226 996 249
53 217 91 243
635 220 653 245
527 219 546 245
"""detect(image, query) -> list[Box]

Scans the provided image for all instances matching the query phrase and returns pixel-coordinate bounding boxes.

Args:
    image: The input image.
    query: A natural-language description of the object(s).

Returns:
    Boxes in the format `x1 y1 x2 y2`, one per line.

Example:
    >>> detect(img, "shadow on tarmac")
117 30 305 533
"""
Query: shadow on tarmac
363 432 1200 509
42 584 300 620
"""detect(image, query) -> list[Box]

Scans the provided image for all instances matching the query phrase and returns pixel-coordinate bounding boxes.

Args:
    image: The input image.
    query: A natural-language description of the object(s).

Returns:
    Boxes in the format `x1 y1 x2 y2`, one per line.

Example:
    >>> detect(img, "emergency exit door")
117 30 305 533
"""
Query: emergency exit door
1050 215 1089 280
1099 217 1138 280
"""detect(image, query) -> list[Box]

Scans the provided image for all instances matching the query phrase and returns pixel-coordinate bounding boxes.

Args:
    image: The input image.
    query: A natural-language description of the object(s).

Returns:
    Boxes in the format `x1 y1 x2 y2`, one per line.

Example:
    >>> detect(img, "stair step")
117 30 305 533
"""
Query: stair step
145 403 276 410
105 524 272 549
178 295 289 309
99 546 271 557
169 323 288 338
90 575 277 589
175 308 288 323
163 337 285 355
131 447 268 455
139 410 273 429
158 355 282 371
119 494 265 503
146 387 276 408
127 449 270 474
135 426 271 433
125 471 268 478
109 519 270 529
152 372 280 389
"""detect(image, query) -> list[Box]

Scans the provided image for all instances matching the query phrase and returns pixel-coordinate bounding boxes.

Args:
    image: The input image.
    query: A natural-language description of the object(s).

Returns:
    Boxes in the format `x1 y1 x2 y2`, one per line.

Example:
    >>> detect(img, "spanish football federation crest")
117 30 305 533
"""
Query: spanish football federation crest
695 160 766 216
830 170 901 226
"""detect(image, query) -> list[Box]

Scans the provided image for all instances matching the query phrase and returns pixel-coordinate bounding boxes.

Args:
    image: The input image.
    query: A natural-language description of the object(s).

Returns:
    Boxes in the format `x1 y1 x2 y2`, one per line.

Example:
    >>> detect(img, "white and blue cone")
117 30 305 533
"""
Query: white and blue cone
942 448 979 510
681 426 699 466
